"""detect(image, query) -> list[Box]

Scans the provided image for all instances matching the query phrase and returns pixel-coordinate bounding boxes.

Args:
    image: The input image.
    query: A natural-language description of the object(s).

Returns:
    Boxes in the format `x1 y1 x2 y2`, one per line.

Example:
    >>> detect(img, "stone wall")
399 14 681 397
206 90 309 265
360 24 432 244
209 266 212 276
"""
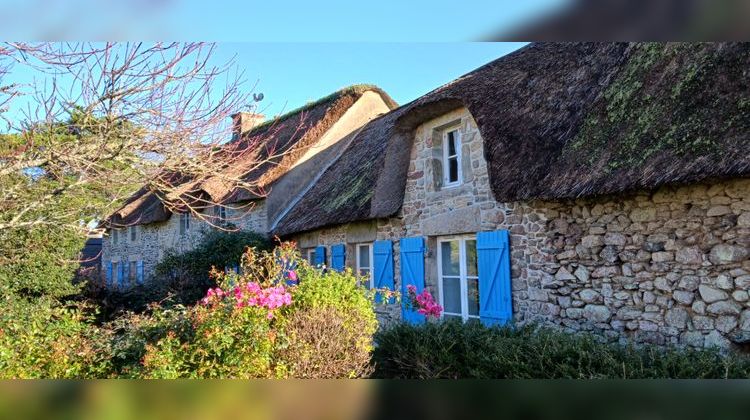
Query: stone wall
227 201 268 234
102 202 268 286
533 179 750 349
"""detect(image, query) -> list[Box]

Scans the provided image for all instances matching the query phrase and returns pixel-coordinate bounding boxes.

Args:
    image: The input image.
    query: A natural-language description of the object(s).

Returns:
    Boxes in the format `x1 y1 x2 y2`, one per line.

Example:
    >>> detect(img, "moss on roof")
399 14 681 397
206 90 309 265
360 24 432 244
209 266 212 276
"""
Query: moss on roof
566 43 747 172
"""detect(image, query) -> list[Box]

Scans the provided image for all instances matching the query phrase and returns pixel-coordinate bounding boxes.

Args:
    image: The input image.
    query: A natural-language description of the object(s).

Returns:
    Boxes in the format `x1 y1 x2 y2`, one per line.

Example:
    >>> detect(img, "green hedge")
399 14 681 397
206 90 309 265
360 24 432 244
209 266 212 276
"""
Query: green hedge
372 320 750 379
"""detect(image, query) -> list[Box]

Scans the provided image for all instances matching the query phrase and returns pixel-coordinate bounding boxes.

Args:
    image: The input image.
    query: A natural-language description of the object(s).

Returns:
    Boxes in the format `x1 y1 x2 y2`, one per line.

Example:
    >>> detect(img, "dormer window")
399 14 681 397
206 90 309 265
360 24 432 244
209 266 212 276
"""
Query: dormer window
442 128 461 187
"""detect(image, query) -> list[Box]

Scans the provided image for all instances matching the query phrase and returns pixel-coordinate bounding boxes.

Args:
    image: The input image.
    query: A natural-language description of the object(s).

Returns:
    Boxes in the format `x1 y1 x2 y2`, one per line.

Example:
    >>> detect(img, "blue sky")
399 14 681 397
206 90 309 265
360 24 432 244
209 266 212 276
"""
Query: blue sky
3 43 528 125
0 0 569 41
212 43 527 117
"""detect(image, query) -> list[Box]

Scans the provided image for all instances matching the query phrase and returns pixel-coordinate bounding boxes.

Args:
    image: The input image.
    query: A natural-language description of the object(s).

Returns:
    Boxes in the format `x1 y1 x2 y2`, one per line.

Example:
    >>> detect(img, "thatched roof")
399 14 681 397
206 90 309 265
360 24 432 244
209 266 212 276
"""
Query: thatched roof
107 85 396 228
275 42 750 236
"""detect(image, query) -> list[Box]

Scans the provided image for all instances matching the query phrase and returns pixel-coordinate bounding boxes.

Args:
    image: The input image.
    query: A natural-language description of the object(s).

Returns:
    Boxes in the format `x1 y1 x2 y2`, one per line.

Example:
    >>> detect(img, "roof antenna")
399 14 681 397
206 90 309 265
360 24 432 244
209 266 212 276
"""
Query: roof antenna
253 93 264 102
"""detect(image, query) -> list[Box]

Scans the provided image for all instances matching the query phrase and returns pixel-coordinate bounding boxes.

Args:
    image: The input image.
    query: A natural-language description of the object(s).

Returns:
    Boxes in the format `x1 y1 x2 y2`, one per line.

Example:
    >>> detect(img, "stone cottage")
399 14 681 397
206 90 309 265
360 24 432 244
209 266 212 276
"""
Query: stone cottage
104 42 750 349
101 85 396 286
273 42 750 349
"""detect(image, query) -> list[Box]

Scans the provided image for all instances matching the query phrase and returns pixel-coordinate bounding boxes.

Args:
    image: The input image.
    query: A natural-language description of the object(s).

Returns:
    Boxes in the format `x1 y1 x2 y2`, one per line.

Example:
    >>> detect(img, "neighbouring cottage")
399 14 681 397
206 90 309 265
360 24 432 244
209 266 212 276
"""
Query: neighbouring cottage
101 85 396 286
273 42 750 349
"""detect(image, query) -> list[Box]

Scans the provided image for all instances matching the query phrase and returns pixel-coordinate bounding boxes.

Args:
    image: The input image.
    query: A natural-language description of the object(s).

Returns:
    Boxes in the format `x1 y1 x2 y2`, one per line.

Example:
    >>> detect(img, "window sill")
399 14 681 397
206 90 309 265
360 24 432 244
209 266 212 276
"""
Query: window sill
441 182 462 190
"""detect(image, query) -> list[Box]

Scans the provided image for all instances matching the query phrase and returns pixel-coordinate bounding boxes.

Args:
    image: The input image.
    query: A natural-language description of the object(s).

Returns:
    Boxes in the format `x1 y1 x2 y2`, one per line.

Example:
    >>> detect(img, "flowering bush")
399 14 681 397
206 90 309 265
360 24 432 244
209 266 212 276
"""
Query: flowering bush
200 282 292 319
138 242 378 378
404 284 443 319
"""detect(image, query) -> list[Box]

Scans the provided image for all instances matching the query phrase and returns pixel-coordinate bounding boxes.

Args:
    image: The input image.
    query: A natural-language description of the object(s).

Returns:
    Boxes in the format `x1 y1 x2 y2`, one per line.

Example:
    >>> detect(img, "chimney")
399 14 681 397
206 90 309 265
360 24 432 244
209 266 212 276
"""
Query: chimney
231 112 265 140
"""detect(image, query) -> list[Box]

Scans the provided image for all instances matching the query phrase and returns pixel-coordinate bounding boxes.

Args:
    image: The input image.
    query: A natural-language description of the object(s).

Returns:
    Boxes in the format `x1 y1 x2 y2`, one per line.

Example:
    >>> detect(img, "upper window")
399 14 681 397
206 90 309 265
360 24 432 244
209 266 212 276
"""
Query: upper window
112 229 120 245
179 213 190 235
356 243 374 288
129 225 137 242
442 129 461 187
438 236 479 321
214 205 227 225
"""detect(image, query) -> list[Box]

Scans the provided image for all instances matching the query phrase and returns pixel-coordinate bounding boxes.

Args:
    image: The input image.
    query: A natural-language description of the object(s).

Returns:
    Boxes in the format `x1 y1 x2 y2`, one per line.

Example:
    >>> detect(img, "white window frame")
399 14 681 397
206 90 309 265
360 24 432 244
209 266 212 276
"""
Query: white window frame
437 235 479 322
129 225 137 242
179 213 190 235
307 248 317 265
112 260 120 285
356 243 374 288
442 128 462 188
129 260 137 284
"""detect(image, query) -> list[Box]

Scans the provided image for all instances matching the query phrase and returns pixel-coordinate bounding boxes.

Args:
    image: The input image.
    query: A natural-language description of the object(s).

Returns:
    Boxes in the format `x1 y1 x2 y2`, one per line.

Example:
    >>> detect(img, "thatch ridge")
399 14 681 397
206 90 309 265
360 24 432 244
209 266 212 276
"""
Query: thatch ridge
107 85 396 227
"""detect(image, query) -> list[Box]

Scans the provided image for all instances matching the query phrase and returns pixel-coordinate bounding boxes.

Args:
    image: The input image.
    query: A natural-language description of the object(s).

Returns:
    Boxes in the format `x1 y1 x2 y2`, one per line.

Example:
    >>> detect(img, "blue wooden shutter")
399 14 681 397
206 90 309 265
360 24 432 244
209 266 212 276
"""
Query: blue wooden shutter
400 237 426 324
136 260 144 285
106 262 112 288
117 263 125 289
331 244 346 272
477 230 512 326
314 245 326 267
373 240 394 303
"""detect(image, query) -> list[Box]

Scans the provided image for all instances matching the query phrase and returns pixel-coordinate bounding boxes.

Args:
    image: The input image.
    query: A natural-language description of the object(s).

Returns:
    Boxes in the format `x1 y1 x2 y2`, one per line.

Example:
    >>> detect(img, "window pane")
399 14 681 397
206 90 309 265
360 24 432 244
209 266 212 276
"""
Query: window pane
309 250 316 264
466 239 477 276
468 277 480 317
449 157 458 183
443 313 462 321
442 277 461 314
440 241 460 276
358 245 370 268
447 131 456 156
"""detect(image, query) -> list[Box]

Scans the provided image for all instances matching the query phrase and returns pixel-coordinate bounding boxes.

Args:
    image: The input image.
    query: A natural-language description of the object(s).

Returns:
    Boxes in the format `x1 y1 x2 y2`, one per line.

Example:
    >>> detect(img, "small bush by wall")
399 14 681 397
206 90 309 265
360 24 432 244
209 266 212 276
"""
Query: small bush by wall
372 320 750 379
129 243 377 378
280 265 378 378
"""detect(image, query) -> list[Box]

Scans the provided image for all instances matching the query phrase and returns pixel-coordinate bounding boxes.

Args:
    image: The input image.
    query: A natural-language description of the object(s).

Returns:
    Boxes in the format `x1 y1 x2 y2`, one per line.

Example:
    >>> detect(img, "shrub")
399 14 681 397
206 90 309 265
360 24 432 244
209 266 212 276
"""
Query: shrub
0 297 113 378
372 320 750 379
0 226 86 300
280 264 378 378
154 229 270 288
105 304 192 378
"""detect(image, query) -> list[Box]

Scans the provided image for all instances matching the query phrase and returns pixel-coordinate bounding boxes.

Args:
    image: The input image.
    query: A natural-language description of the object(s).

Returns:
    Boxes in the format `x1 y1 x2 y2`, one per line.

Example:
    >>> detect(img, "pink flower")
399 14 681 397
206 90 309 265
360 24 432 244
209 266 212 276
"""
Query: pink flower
405 285 442 319
288 270 298 282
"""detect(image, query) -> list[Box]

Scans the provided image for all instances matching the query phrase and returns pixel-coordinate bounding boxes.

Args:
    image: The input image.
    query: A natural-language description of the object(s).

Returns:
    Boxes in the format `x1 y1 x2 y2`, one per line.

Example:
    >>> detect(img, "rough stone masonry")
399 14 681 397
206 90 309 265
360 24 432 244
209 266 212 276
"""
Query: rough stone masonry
523 178 750 349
